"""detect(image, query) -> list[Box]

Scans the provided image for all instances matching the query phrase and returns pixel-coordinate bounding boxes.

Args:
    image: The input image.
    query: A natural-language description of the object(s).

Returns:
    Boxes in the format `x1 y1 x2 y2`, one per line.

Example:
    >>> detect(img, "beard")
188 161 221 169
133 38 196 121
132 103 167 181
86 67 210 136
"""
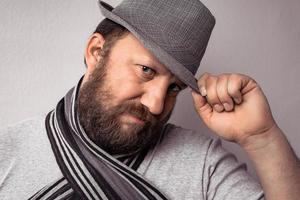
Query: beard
77 57 171 155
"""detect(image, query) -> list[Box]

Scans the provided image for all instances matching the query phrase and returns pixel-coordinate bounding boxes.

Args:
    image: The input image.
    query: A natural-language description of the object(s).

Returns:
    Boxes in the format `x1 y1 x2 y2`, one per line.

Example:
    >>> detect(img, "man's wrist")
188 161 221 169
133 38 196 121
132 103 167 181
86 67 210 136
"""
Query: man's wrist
238 123 300 200
239 123 283 153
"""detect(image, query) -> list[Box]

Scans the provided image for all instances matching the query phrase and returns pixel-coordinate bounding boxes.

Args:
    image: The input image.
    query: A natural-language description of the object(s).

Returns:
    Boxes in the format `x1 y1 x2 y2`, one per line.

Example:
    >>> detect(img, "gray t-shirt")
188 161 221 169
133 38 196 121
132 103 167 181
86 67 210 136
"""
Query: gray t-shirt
0 116 264 200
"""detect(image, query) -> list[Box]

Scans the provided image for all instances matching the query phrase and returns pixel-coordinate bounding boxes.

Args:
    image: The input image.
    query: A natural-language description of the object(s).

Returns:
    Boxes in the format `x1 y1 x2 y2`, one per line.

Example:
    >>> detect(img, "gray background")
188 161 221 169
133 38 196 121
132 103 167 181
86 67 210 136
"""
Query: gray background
1 0 299 178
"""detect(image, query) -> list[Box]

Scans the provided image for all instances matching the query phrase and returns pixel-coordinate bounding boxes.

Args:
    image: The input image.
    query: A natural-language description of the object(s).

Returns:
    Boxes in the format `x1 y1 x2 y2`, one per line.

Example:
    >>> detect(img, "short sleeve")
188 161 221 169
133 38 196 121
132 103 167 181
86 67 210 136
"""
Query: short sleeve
203 138 265 200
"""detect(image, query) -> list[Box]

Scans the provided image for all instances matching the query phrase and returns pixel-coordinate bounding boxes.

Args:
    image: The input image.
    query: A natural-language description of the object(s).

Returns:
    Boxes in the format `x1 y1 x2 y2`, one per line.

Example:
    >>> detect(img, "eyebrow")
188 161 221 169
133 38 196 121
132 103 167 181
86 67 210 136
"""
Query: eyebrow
136 55 159 67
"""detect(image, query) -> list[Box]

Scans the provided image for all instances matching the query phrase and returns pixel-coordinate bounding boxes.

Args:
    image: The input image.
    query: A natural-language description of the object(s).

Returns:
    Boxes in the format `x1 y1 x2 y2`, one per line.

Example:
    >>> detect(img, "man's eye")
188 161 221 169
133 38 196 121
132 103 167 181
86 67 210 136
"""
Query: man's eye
140 65 155 77
168 83 182 94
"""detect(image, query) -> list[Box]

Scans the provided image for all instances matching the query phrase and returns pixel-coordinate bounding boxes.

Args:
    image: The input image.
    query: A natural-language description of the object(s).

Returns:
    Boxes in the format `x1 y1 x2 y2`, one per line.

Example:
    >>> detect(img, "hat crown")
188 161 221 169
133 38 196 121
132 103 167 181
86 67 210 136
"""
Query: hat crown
112 0 215 74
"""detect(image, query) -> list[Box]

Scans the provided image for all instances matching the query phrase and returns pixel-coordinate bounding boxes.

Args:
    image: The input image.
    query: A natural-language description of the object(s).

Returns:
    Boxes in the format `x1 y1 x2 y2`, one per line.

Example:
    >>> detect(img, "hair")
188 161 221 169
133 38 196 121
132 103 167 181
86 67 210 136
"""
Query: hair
84 18 129 67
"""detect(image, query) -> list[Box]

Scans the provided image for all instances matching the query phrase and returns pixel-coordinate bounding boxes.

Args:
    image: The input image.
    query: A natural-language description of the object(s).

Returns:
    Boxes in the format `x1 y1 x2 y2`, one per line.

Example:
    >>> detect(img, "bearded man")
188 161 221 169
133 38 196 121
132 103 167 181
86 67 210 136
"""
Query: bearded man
1 0 299 199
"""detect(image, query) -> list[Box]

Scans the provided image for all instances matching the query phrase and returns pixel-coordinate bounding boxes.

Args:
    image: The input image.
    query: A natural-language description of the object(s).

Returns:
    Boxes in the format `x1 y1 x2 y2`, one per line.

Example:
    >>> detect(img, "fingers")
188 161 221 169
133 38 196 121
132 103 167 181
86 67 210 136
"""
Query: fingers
191 90 212 115
217 74 234 111
205 74 224 112
196 73 248 113
228 74 244 104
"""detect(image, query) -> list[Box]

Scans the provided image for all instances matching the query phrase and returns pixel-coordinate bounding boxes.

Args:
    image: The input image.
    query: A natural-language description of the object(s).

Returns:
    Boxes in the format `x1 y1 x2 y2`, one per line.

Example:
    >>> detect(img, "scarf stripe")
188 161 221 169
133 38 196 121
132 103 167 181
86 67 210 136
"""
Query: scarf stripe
52 110 110 200
31 178 67 200
51 113 98 199
30 78 169 199
75 128 167 200
41 181 72 200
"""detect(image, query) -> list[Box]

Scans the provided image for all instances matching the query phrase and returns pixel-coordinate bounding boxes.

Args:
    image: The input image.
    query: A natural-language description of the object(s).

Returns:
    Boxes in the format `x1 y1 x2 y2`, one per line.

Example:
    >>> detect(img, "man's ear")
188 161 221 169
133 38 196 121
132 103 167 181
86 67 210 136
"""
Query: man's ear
84 33 105 74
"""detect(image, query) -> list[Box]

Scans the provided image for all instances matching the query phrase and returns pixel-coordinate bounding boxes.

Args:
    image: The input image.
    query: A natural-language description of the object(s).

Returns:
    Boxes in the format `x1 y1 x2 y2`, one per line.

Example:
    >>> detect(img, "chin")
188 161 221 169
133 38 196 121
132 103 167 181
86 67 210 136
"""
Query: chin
120 122 144 134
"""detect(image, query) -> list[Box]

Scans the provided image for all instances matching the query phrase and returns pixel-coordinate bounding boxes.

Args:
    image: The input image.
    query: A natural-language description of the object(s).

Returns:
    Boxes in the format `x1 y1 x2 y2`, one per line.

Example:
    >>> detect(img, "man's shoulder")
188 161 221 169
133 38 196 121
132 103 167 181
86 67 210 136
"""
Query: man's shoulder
163 123 214 147
0 114 52 167
0 115 62 200
0 114 50 164
0 115 47 147
153 123 217 159
0 115 46 133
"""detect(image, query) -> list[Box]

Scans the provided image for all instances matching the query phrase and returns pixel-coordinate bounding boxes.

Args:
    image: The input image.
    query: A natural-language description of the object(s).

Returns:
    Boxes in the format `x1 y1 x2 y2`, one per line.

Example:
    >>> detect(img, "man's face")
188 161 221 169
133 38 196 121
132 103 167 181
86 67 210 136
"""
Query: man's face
78 33 186 154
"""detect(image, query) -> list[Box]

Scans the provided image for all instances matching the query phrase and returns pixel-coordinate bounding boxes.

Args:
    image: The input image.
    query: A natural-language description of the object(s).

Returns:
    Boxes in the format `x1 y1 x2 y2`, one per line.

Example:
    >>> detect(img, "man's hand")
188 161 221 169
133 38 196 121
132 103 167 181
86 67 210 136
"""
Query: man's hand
191 73 276 147
191 72 300 200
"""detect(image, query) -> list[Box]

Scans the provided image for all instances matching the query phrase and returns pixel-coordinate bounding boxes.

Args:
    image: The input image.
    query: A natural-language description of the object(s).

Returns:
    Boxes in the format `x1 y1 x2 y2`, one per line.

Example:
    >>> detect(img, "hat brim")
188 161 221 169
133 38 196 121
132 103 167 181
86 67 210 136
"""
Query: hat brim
98 1 200 93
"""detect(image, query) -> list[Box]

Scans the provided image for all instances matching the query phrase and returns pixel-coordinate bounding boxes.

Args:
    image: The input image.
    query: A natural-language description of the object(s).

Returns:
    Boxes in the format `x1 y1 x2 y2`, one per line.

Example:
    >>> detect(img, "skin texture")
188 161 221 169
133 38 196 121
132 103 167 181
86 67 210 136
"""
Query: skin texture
83 32 300 199
80 32 185 154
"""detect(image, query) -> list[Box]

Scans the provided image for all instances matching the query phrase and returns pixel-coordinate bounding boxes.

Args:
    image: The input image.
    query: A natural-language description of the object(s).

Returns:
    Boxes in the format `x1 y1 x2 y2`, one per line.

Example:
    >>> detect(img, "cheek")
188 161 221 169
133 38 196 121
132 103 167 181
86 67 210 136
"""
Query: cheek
108 69 143 104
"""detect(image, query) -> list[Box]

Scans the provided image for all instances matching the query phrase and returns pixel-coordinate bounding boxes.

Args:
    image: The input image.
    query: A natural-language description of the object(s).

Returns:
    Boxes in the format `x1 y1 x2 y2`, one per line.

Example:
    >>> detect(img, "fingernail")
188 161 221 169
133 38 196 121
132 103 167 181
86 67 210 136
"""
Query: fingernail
200 87 207 96
223 103 232 111
234 97 241 104
214 104 224 112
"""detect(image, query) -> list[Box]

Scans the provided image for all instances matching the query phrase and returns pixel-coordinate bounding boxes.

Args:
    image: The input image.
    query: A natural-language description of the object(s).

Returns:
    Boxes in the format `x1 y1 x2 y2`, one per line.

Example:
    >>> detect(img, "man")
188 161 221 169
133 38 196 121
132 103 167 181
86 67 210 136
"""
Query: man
0 0 299 199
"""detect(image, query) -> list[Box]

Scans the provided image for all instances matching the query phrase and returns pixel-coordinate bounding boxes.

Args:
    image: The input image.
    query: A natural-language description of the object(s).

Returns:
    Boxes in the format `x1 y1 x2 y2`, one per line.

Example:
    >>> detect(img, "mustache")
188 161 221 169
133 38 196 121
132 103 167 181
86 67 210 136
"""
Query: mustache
115 101 158 125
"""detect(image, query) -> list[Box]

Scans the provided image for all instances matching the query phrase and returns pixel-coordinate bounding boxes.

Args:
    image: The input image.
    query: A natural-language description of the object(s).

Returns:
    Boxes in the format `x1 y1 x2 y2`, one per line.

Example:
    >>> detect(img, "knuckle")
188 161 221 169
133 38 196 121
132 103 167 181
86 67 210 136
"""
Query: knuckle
206 91 221 105
217 90 233 105
227 83 240 96
216 77 229 97
218 73 230 79
205 75 217 89
197 72 212 86
216 83 227 97
196 79 203 87
216 76 227 87
229 73 241 81
203 72 211 76
199 72 211 79
206 73 216 81
217 76 227 84
249 78 258 85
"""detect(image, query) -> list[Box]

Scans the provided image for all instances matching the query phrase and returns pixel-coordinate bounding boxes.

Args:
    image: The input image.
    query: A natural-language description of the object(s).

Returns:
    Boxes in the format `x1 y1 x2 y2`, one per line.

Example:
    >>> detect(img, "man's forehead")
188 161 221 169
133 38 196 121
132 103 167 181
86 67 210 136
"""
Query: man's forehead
123 33 164 67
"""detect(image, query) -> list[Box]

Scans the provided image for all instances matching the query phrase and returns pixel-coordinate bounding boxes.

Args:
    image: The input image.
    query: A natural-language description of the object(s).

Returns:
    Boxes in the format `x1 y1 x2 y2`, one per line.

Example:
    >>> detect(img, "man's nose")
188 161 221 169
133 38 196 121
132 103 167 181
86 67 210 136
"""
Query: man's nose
140 86 167 116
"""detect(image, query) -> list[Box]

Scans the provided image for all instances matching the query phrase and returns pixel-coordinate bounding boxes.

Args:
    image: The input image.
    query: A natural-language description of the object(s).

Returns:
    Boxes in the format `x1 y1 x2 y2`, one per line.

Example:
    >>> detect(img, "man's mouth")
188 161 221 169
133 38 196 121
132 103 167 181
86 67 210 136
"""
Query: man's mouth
120 113 146 126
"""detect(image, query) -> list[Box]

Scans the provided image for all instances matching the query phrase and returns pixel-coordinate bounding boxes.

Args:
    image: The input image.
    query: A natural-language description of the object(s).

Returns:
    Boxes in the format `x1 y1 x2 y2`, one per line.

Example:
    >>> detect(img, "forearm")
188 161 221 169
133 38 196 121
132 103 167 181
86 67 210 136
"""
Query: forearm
241 124 300 200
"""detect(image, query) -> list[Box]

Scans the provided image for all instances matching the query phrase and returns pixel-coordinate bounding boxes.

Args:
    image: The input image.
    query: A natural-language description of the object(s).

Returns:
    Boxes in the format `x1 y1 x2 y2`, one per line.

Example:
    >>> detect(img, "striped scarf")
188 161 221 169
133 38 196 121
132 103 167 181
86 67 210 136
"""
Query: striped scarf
30 78 168 200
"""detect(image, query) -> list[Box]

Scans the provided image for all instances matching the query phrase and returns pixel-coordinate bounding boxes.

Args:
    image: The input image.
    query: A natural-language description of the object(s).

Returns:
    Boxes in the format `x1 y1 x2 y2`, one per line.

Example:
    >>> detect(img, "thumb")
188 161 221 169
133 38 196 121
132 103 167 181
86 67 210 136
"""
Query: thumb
191 90 213 118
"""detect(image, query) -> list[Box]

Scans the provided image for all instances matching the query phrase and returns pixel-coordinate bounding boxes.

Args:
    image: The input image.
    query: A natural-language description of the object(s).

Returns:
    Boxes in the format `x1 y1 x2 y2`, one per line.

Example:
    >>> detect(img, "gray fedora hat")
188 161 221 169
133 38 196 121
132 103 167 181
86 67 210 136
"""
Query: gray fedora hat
98 0 215 92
